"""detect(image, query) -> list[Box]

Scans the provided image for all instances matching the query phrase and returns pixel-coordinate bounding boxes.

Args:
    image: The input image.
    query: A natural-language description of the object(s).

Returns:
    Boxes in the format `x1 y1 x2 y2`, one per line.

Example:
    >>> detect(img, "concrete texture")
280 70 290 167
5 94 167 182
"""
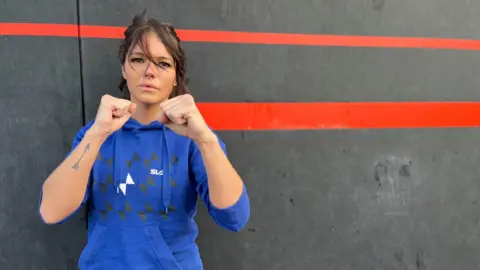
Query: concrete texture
196 129 480 269
0 36 86 269
1 0 79 24
79 0 480 39
2 0 480 269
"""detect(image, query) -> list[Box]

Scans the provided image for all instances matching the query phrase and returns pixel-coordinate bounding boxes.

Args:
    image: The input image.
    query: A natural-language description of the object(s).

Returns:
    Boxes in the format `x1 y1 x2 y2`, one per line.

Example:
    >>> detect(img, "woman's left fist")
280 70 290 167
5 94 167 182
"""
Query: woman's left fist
159 94 215 142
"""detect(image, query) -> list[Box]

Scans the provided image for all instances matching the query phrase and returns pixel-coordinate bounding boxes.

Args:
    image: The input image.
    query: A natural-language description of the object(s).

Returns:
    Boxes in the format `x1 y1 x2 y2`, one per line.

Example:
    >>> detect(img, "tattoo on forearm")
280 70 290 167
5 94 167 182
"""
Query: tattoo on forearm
72 143 90 170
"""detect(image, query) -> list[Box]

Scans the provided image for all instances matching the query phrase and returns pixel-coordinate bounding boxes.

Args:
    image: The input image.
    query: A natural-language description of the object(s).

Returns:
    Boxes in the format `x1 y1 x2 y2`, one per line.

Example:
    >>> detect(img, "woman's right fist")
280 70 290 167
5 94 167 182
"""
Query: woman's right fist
89 94 136 138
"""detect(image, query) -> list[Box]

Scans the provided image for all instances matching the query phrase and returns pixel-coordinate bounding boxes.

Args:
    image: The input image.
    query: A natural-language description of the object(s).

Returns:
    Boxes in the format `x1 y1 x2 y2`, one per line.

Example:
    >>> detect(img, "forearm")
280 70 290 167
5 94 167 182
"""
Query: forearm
196 138 244 209
39 130 105 223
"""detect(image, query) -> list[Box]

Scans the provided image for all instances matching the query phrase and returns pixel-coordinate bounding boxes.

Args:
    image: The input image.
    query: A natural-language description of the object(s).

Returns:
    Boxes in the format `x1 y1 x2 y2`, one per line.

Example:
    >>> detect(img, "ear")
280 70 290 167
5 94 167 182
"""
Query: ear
122 65 126 80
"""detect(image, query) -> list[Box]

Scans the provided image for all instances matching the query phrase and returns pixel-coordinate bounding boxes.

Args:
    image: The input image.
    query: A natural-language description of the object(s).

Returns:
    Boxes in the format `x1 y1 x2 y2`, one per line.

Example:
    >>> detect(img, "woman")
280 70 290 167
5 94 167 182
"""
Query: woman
38 10 250 270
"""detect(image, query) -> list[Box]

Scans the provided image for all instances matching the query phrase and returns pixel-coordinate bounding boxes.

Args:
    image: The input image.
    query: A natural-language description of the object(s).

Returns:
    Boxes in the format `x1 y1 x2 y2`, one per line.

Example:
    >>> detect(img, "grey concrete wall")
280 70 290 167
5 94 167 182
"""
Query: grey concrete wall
2 0 480 269
0 1 86 268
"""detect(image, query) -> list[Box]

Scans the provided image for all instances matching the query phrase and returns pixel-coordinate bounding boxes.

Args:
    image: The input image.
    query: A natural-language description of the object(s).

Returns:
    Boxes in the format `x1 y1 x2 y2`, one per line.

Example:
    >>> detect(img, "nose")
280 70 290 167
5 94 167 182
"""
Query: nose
143 60 155 78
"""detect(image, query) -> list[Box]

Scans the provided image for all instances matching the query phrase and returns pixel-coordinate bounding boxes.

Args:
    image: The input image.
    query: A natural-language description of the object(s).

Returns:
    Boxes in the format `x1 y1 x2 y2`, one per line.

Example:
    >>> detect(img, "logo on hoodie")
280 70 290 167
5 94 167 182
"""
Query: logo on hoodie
117 173 135 195
150 169 163 176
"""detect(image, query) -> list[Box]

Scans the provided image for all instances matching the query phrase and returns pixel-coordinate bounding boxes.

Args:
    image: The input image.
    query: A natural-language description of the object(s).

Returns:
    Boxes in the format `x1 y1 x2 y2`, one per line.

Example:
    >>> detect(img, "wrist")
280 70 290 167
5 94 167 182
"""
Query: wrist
196 139 220 154
194 130 217 146
85 127 109 144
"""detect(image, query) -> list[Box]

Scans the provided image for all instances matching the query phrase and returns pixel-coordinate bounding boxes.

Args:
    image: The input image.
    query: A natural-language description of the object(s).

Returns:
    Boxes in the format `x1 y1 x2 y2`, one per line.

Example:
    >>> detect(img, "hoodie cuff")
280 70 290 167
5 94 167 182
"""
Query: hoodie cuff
208 184 250 232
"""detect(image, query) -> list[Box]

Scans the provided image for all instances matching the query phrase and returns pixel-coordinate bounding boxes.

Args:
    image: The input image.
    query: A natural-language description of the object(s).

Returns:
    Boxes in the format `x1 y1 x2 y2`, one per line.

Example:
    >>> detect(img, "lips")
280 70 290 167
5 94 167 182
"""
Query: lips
139 83 158 90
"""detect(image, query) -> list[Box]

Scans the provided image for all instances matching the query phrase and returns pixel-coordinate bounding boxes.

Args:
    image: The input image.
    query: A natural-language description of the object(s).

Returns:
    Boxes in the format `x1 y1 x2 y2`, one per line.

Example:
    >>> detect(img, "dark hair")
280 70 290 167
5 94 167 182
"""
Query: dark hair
118 10 190 99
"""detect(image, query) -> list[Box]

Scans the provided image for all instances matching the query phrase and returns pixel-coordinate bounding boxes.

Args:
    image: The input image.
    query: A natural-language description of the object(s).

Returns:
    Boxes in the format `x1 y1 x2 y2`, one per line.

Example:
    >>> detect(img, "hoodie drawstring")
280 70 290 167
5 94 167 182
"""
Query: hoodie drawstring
113 131 123 194
162 127 171 214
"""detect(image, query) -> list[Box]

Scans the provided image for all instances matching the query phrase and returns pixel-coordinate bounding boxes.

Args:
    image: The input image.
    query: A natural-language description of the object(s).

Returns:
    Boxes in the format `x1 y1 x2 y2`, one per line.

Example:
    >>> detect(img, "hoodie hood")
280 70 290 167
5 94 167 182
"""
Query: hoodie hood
113 117 172 214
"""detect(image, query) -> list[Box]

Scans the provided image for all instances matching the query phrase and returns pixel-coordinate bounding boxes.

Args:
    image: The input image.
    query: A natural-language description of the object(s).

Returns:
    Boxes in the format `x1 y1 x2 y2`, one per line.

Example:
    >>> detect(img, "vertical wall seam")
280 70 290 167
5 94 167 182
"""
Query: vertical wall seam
76 0 86 126
76 0 90 230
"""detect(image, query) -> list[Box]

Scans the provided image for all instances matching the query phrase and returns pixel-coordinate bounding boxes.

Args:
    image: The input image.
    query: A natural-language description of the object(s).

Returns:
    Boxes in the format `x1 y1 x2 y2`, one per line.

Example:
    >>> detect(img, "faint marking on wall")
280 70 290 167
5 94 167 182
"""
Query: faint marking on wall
372 0 386 10
373 156 415 212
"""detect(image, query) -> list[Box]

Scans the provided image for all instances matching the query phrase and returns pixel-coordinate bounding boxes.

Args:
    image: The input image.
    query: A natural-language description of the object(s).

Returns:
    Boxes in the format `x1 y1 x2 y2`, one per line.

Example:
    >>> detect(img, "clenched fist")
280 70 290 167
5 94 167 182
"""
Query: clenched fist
158 94 215 143
90 94 136 138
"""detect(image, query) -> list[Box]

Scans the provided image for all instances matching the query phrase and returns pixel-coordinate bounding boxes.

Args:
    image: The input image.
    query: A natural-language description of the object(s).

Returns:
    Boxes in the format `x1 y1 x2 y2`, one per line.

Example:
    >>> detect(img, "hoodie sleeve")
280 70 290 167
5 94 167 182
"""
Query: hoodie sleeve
190 135 250 232
38 121 94 225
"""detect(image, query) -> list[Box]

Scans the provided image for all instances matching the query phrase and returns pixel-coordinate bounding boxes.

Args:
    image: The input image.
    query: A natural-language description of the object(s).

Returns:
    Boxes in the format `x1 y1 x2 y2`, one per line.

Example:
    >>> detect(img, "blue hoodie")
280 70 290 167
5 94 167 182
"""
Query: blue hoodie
39 118 250 270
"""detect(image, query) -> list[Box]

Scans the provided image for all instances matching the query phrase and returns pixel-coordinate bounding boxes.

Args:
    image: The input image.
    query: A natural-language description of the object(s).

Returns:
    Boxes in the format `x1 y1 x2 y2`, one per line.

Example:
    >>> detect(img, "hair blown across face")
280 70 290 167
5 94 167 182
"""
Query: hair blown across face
118 10 190 99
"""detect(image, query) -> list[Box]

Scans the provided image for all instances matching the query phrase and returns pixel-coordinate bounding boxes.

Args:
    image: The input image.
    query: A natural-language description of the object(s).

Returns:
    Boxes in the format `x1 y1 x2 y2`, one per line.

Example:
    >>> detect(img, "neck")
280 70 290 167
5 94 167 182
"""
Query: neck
131 103 163 125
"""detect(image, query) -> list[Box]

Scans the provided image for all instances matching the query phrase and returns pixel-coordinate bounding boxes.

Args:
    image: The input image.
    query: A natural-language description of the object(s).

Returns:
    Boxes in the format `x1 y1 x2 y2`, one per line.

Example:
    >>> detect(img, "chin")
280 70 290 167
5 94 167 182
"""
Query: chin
131 92 168 105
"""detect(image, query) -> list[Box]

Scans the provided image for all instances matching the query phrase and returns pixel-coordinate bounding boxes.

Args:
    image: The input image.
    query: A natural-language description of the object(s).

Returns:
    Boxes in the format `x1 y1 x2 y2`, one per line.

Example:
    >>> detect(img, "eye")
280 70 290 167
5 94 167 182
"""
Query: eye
157 61 171 68
130 57 144 63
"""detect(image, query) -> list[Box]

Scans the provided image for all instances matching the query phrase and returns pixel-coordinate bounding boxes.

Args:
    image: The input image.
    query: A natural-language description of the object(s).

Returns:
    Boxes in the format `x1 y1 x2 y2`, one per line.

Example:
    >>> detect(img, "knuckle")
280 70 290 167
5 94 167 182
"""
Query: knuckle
113 98 129 107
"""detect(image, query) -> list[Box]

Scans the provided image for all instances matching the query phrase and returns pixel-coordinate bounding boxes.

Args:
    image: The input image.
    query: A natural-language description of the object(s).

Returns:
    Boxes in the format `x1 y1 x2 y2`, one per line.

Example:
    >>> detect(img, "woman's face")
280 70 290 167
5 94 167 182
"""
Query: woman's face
122 32 177 105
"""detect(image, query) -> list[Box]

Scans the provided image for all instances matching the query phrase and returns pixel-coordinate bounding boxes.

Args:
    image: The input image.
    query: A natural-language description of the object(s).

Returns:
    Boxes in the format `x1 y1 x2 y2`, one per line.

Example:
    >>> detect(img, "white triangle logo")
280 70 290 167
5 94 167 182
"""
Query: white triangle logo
126 173 135 185
118 173 135 195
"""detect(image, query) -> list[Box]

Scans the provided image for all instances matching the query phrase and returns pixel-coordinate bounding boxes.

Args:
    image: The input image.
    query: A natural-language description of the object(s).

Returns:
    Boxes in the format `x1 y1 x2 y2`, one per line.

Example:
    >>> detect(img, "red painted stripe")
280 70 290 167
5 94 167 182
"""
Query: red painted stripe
3 23 480 130
0 23 79 37
197 102 480 130
2 23 480 50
